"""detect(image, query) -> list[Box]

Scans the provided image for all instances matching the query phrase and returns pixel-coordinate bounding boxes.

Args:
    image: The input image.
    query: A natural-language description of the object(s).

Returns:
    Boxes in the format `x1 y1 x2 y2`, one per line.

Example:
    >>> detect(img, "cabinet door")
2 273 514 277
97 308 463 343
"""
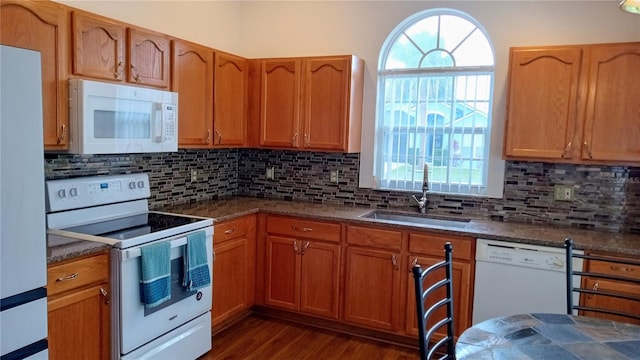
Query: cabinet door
128 27 170 88
259 59 301 148
301 57 350 151
581 278 640 325
405 256 471 339
0 0 69 149
172 39 213 147
265 235 300 311
212 237 249 327
214 52 248 147
48 283 110 360
504 47 583 160
582 43 640 163
343 247 402 331
71 11 125 81
300 241 340 319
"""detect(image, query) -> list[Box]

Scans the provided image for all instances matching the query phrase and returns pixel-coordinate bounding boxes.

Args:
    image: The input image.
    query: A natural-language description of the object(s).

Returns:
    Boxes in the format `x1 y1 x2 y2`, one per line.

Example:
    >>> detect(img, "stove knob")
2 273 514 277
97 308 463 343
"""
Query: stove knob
69 187 78 197
137 181 145 189
57 189 66 198
129 182 136 190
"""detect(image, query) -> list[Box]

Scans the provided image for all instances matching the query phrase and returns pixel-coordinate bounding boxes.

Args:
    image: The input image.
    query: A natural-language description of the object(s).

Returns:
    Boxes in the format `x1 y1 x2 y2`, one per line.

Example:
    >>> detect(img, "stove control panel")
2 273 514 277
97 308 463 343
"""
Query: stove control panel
46 173 150 212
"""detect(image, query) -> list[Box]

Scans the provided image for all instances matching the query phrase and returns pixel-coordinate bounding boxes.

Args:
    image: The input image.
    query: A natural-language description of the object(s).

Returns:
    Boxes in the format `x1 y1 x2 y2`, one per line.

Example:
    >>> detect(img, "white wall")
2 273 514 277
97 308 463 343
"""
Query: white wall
54 0 640 193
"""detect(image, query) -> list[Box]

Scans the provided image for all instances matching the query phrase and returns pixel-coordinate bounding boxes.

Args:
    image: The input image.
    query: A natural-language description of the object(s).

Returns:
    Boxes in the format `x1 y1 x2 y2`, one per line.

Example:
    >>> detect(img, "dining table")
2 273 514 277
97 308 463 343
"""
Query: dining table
455 313 640 360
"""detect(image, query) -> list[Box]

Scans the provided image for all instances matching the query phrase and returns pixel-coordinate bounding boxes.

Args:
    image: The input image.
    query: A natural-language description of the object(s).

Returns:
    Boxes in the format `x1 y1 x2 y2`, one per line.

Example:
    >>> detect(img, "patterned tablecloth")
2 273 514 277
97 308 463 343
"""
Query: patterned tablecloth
456 313 640 360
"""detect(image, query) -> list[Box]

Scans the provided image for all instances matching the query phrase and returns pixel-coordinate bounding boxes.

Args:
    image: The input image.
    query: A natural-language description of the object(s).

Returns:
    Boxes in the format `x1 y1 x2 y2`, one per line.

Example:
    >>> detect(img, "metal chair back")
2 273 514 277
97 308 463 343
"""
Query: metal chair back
565 238 640 323
412 242 455 360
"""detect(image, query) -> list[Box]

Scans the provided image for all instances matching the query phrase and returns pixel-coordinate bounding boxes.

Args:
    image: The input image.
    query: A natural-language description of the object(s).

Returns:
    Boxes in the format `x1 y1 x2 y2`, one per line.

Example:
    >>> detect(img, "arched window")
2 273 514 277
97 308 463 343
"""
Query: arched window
375 9 495 195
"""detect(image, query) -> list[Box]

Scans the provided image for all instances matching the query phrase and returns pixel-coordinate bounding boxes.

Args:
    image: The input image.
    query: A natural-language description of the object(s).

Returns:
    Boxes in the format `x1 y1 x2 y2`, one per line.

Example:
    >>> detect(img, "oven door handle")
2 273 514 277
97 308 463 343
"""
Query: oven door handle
122 236 188 260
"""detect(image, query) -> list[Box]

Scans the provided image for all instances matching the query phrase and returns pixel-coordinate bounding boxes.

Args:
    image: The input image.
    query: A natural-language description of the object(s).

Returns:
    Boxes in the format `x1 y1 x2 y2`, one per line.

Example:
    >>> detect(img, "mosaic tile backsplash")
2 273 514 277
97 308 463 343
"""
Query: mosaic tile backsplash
44 149 640 233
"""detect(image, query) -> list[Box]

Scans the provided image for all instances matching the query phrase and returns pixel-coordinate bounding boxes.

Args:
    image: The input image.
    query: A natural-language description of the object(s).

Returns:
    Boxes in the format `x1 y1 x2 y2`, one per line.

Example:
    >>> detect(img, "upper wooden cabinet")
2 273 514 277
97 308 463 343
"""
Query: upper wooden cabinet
213 51 248 147
256 55 364 152
172 39 214 147
582 43 640 163
71 11 126 82
127 27 170 88
0 0 69 150
504 42 640 165
72 11 170 89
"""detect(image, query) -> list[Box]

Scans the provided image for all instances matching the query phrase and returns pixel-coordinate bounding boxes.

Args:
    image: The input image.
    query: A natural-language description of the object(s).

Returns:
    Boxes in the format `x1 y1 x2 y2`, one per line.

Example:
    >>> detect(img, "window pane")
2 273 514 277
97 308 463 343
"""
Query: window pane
452 30 494 66
439 15 476 53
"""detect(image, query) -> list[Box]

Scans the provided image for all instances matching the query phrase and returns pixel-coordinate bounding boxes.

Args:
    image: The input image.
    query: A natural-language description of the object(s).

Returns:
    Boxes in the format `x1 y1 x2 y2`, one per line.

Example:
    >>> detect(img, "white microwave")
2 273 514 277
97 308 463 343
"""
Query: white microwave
67 79 178 154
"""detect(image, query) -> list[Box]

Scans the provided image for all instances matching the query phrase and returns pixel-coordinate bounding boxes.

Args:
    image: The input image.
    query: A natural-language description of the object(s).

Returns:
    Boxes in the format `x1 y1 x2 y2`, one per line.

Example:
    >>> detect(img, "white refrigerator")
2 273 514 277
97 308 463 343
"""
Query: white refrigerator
0 45 49 358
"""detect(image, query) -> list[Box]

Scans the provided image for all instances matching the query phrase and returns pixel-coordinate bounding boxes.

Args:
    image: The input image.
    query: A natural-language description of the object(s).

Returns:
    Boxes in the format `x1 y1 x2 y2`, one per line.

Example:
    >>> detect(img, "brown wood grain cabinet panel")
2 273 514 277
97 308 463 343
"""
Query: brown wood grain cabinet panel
214 51 248 147
299 241 341 319
259 59 302 148
172 39 214 147
127 27 170 88
343 246 402 331
47 253 110 360
504 46 583 160
265 235 301 311
267 216 341 243
409 233 473 261
405 255 471 339
71 11 125 81
582 43 640 162
346 225 402 251
0 0 69 150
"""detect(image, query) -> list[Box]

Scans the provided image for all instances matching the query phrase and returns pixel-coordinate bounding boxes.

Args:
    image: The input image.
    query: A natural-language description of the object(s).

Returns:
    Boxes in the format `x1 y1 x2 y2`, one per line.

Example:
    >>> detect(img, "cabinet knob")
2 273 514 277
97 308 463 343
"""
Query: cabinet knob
408 257 418 272
131 64 140 81
57 124 66 144
114 62 123 79
583 141 593 159
100 287 109 305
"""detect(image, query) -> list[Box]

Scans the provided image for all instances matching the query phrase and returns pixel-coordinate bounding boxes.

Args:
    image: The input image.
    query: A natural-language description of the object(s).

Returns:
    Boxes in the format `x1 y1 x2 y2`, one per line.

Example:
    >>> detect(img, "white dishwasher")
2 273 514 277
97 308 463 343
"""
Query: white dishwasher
472 239 583 325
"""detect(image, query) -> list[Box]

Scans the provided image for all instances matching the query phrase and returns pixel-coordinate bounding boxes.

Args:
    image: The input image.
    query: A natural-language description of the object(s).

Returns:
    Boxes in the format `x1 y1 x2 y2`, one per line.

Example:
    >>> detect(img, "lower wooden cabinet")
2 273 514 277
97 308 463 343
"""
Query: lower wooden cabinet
264 216 341 320
343 225 403 331
405 233 473 339
47 252 110 360
212 215 256 329
580 252 640 325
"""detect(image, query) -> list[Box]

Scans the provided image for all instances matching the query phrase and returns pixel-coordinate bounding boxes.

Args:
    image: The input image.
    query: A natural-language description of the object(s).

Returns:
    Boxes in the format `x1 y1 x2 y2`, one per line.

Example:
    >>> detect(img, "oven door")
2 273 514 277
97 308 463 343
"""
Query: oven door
113 226 213 356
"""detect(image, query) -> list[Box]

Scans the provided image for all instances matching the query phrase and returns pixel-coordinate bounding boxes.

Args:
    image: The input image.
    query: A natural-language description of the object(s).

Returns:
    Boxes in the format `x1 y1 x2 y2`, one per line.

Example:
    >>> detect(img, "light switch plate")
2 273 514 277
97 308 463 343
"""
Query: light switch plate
554 185 574 201
330 169 339 183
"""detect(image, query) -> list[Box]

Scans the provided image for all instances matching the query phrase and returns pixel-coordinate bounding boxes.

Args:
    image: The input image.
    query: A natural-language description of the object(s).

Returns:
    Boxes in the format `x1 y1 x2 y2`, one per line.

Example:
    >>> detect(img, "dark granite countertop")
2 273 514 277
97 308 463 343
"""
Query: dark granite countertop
48 196 640 263
160 197 640 257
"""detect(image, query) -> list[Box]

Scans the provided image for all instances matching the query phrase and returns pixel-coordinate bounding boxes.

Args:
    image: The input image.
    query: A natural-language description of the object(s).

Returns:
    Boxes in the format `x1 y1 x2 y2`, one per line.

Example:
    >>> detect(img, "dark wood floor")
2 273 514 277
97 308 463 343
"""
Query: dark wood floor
200 315 418 360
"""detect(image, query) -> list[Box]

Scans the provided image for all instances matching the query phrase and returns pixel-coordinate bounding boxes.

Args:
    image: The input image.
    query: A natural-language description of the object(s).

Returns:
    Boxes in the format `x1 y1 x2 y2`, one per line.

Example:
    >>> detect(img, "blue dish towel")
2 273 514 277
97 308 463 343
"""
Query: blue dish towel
139 241 171 308
182 231 211 291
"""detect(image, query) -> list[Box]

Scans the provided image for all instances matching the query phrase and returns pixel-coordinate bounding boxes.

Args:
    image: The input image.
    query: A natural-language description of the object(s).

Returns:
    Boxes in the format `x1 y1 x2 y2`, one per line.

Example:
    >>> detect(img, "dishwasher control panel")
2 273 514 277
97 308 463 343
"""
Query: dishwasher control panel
476 239 567 272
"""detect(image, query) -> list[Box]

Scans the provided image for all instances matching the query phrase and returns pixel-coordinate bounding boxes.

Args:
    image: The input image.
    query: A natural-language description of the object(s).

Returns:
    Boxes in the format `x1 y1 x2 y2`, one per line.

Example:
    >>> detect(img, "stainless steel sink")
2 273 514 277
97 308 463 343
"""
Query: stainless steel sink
360 210 470 229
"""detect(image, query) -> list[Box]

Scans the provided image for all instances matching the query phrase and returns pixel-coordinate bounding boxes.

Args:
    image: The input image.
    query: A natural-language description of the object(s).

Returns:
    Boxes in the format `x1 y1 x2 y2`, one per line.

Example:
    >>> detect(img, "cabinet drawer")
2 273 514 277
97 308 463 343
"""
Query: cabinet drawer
346 225 402 251
215 217 250 244
409 233 472 261
267 216 341 243
47 253 109 297
588 254 640 281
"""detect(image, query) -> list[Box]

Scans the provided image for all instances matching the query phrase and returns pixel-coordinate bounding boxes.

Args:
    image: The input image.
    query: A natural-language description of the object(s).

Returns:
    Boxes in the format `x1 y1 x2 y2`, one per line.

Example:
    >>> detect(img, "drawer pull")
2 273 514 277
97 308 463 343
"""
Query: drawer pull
224 228 236 235
391 254 399 271
408 258 418 272
610 266 633 272
100 287 109 305
56 273 78 282
301 241 310 255
292 226 313 232
293 241 300 254
588 281 599 299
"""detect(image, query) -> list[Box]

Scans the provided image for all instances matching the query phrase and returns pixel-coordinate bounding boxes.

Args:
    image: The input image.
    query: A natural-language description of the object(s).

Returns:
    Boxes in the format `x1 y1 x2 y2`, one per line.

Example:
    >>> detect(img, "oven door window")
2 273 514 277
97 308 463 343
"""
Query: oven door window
142 257 196 316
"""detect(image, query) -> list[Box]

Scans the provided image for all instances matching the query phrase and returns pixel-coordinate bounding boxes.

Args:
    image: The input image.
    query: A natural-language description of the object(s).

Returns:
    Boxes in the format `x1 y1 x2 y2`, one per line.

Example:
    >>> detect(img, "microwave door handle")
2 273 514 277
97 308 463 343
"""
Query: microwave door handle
153 103 163 143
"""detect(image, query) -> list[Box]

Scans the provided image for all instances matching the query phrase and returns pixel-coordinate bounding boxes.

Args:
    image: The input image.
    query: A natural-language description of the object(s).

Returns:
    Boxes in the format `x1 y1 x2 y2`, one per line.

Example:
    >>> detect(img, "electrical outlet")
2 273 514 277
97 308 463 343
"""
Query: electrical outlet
190 169 198 182
266 167 275 180
554 185 574 201
330 169 339 183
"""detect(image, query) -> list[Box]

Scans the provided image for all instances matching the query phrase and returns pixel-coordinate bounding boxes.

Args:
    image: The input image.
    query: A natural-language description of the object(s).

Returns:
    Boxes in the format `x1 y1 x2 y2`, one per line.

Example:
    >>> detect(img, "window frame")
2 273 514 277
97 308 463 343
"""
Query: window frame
371 8 503 198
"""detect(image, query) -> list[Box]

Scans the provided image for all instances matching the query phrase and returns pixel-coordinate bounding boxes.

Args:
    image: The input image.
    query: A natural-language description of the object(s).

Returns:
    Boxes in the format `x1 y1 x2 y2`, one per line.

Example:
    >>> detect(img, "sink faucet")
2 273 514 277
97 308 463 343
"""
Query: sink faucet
411 187 428 214
412 163 429 213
